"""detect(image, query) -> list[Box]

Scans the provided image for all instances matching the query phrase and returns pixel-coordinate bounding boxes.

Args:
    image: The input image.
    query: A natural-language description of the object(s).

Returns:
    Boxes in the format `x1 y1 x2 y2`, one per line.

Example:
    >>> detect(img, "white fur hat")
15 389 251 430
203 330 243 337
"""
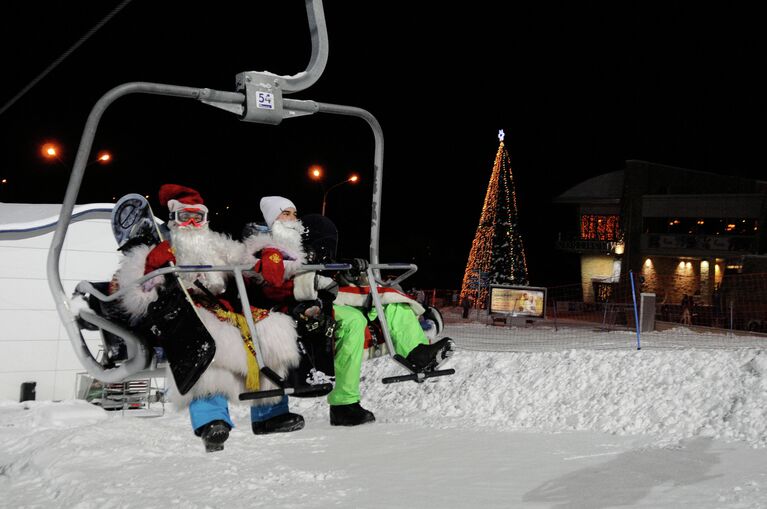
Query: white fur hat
260 196 296 228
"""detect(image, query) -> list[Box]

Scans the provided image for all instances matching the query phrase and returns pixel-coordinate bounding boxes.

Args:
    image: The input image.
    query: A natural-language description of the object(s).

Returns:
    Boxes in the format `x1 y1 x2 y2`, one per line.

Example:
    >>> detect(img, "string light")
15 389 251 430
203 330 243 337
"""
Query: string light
460 134 529 308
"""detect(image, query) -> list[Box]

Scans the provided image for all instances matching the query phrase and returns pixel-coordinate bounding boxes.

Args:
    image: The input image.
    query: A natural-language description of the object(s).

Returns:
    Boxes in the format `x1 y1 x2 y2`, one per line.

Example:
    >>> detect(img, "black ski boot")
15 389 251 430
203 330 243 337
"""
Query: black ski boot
329 402 375 426
198 420 231 453
405 337 455 372
251 412 305 435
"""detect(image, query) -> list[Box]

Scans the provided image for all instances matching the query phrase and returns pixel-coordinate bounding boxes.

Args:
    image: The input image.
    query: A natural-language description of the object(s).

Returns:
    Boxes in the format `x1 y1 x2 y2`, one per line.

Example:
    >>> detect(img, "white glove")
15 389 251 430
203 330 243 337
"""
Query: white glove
293 272 318 301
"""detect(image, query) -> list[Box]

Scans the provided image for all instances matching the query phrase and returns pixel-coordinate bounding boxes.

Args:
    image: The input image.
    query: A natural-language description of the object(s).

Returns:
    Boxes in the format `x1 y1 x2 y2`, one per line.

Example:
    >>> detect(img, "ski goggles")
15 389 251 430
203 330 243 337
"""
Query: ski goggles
171 208 207 227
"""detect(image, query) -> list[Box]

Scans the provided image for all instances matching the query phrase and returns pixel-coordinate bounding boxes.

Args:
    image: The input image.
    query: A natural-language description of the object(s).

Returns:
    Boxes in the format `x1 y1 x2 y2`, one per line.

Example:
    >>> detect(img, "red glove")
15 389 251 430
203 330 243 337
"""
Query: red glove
263 283 295 302
256 247 286 286
144 240 176 275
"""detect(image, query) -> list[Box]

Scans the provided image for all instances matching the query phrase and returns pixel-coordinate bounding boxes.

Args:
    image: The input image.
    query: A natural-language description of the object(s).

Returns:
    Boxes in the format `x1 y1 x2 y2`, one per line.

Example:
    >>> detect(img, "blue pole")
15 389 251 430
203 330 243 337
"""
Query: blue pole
629 270 641 350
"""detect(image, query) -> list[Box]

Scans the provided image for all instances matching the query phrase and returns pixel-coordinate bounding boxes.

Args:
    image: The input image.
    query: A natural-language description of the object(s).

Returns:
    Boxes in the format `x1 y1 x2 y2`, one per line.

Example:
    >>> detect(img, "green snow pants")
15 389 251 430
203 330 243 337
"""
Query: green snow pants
327 303 428 406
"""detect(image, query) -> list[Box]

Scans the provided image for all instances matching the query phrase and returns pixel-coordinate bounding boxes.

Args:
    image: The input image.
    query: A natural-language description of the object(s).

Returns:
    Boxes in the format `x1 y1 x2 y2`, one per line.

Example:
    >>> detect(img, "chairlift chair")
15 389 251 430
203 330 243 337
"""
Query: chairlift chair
47 0 453 400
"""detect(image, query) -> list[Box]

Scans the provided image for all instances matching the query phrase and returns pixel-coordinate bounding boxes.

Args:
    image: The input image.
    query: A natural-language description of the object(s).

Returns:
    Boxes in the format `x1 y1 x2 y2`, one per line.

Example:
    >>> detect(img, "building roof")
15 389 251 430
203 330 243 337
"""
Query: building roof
554 170 624 204
554 160 767 205
0 202 114 234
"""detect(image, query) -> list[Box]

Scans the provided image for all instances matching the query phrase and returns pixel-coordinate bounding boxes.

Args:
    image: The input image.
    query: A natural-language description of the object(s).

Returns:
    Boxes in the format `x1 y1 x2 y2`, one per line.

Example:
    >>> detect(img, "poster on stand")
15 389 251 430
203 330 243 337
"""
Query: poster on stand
489 285 547 318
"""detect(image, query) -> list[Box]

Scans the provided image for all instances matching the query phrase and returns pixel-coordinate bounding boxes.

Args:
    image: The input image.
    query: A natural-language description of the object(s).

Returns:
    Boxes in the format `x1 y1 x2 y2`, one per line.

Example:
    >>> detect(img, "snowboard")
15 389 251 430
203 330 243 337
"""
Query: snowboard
286 300 336 396
111 193 216 395
287 213 339 395
302 213 339 265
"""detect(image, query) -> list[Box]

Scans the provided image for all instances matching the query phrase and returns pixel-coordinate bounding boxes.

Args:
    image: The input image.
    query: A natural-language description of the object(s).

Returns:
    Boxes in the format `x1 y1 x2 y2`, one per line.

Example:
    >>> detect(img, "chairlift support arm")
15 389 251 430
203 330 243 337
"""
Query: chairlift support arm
47 0 386 384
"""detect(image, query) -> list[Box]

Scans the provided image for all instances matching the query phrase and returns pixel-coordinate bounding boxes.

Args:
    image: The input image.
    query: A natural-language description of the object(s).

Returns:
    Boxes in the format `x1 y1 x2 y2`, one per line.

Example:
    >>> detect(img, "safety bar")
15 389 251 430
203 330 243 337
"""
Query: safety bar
73 310 154 383
368 263 418 288
363 264 419 367
70 262 350 383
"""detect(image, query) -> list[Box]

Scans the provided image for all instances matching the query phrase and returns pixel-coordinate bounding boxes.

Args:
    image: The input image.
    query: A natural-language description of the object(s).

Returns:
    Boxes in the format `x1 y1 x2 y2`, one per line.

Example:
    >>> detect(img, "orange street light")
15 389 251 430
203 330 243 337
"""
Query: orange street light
321 174 360 216
96 151 112 164
40 142 113 168
309 165 323 180
41 142 61 159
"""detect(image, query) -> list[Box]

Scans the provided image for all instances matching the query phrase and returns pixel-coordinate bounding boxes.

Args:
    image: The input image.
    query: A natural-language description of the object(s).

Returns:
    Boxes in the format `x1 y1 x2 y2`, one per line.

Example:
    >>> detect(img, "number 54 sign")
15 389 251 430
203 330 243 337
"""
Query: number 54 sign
256 91 274 110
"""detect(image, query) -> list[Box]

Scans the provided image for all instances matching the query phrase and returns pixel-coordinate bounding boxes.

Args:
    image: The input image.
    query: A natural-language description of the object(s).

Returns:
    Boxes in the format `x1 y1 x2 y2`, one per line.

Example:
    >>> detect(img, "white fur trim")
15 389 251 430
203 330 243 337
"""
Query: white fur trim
316 275 336 291
255 312 301 376
167 310 300 409
114 244 159 322
167 199 208 215
293 272 318 301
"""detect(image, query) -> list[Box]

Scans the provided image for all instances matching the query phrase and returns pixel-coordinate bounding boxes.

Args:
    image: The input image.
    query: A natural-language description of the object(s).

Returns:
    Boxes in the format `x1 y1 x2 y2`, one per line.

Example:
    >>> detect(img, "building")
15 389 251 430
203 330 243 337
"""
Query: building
0 203 118 401
554 160 767 307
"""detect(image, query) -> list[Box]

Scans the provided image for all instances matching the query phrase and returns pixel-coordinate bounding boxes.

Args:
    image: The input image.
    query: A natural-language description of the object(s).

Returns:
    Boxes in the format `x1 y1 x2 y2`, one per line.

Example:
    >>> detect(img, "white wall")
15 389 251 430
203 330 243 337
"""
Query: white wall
0 206 120 401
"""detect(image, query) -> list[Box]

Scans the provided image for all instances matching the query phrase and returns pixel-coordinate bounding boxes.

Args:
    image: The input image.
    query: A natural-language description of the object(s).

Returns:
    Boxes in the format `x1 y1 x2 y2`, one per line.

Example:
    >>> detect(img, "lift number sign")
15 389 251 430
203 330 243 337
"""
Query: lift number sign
257 91 274 110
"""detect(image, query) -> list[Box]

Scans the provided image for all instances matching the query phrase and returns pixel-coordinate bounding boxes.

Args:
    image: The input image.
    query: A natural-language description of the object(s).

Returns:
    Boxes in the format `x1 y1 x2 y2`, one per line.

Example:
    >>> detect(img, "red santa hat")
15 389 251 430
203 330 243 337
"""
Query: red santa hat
260 196 296 228
158 184 209 215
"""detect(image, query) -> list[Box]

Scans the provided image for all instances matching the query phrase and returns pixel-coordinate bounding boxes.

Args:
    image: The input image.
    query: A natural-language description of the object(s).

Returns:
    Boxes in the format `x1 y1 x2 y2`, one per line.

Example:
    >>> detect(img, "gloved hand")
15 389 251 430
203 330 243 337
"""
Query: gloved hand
144 240 175 275
350 258 368 274
293 300 337 340
291 300 323 320
338 258 369 285
246 271 265 287
292 299 323 336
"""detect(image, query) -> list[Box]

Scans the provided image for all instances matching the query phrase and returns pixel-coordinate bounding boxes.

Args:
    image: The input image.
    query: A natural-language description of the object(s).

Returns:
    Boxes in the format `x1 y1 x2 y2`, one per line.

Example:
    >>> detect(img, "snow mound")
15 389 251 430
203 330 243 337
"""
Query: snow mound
340 348 767 447
21 400 108 429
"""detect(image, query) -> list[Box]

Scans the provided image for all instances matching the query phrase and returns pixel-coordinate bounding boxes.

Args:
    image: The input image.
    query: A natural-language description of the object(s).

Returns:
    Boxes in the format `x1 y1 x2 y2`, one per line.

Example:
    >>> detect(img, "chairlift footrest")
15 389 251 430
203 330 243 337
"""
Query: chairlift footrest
382 368 455 385
238 382 333 401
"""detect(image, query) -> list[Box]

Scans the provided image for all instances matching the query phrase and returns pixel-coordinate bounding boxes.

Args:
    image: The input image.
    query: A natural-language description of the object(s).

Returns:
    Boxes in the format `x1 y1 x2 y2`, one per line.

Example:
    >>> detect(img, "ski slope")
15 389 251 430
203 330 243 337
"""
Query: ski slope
1 325 766 508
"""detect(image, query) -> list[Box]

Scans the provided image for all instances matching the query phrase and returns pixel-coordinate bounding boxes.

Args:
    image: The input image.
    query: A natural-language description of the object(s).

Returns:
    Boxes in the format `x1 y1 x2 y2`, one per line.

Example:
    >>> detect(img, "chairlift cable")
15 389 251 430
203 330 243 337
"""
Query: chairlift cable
0 0 133 118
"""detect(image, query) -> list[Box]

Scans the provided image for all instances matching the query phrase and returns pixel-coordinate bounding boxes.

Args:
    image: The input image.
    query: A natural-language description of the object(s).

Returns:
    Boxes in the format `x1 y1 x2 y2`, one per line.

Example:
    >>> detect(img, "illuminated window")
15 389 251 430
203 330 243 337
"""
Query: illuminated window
580 215 620 241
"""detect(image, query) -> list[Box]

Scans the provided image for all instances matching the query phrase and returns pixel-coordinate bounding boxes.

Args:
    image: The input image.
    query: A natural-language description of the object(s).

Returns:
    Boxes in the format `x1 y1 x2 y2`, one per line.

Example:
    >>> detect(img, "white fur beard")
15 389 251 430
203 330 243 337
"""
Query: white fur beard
170 224 228 294
271 219 305 254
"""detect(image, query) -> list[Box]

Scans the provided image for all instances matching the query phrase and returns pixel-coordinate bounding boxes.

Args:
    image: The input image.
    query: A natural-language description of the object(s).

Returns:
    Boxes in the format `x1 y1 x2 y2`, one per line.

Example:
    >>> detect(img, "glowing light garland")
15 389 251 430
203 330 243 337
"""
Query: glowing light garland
460 135 529 308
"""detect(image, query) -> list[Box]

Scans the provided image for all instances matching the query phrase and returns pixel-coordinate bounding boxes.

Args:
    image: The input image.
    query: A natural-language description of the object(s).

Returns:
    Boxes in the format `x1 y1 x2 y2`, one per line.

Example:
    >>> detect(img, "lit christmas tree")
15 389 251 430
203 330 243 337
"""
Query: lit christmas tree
460 130 529 308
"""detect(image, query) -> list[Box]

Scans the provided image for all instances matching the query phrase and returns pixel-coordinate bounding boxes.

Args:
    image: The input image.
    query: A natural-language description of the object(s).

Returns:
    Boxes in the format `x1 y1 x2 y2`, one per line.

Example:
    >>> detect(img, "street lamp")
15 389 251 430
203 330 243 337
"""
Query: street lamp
95 151 112 165
41 142 64 166
309 165 360 216
40 143 112 167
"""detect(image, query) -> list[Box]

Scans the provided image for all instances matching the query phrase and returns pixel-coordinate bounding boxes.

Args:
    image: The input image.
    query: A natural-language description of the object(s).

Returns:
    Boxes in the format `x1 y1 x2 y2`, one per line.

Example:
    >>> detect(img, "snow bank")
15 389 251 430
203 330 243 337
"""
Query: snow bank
345 348 767 447
0 400 108 429
3 345 766 447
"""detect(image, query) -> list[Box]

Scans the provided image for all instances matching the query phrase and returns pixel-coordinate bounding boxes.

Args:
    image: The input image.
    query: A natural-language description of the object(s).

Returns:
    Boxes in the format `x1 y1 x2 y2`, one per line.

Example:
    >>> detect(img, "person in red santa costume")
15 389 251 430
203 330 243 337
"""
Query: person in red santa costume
114 184 302 452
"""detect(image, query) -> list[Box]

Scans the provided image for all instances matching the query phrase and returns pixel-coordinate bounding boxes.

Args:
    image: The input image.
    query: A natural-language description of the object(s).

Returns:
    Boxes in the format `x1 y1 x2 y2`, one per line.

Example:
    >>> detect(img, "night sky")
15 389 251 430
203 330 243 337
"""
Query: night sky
1 2 765 289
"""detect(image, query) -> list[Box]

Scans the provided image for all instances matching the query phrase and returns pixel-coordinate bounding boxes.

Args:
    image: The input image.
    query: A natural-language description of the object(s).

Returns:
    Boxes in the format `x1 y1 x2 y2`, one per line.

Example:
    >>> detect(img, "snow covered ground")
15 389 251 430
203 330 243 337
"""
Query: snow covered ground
2 325 767 508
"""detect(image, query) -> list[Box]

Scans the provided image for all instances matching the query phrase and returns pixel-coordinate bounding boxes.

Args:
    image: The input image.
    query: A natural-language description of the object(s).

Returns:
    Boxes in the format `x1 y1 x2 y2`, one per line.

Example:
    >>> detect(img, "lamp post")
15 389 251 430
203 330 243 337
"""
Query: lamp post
308 165 359 216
